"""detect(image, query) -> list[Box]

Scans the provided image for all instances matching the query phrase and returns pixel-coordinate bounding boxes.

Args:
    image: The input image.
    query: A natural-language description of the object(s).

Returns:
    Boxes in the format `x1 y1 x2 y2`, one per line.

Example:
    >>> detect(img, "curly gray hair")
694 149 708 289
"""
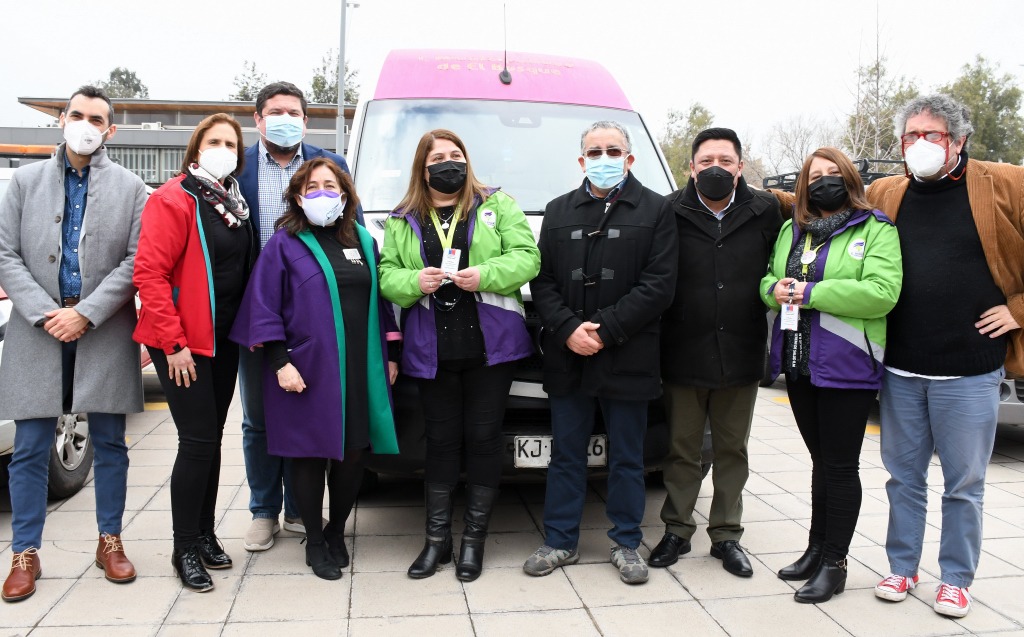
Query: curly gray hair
894 94 974 150
580 120 632 154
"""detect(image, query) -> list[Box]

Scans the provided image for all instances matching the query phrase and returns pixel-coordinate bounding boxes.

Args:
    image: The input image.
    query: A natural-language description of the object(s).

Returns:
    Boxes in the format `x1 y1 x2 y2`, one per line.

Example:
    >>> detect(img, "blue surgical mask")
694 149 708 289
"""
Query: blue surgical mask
584 156 626 190
263 114 305 148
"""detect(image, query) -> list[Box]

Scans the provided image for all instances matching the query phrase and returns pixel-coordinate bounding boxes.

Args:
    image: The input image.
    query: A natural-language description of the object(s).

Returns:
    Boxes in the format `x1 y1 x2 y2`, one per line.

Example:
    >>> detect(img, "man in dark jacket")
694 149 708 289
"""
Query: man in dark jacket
236 81 361 553
648 128 782 577
524 121 677 585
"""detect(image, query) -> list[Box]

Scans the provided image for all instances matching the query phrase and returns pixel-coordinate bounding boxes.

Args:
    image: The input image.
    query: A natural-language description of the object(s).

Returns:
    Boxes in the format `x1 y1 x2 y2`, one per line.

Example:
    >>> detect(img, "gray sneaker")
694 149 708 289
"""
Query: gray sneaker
523 545 580 576
610 545 649 584
243 518 280 552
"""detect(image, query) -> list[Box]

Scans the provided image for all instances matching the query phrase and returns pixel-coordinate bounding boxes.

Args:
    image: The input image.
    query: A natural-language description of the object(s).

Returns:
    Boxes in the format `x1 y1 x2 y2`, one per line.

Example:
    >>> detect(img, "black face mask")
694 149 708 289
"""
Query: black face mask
808 176 849 212
427 161 468 194
695 166 736 201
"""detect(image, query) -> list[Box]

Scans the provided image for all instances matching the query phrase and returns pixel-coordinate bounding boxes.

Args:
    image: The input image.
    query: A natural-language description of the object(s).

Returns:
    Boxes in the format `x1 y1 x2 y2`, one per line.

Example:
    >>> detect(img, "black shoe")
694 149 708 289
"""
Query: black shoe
408 483 455 579
455 484 499 582
304 539 342 580
172 545 214 592
777 542 823 581
711 540 753 578
197 531 233 570
324 522 350 569
794 557 847 604
649 532 692 568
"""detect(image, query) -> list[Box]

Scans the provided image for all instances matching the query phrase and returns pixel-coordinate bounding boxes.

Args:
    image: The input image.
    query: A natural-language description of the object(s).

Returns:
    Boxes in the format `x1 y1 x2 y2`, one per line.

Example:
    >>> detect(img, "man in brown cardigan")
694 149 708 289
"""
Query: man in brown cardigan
867 94 1023 619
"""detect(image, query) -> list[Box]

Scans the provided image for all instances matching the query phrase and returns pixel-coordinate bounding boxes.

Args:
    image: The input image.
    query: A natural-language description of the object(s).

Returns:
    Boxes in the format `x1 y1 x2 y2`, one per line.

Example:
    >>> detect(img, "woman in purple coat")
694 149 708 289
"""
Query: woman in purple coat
230 158 400 580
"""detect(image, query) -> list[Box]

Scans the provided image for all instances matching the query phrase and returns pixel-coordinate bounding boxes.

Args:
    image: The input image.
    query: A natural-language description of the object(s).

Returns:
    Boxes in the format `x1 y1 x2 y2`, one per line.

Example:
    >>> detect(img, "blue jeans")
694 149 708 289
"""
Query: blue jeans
543 392 647 551
880 368 1002 588
239 346 298 520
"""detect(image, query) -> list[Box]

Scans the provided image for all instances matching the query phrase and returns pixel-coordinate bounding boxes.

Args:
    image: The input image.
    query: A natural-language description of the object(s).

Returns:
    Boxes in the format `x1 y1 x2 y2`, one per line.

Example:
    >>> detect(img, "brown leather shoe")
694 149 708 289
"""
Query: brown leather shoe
2 548 41 602
95 534 137 583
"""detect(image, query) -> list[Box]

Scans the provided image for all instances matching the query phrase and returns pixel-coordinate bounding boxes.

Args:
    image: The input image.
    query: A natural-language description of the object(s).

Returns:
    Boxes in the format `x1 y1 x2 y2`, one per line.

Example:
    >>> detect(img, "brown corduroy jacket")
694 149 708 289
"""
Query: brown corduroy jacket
866 159 1024 377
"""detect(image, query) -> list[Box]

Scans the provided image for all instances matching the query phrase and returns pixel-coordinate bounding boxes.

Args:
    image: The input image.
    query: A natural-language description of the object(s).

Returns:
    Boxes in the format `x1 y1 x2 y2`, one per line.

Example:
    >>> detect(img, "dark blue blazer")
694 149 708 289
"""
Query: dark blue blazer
238 142 365 254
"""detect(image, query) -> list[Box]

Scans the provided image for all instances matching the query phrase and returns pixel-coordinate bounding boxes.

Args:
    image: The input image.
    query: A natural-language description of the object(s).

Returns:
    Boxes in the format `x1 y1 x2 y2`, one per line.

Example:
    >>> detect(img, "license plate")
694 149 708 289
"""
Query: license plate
513 435 607 468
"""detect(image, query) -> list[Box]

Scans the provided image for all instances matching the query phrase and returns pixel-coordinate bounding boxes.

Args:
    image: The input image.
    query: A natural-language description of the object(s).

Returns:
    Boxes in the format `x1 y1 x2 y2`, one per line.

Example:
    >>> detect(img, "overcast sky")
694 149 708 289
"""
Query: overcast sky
2 0 1021 162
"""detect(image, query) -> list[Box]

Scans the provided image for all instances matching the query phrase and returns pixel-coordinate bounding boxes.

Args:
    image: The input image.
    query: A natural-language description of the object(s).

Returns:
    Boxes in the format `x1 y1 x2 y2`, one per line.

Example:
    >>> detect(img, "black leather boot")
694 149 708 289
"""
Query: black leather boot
456 484 499 582
794 557 847 603
304 538 342 580
197 531 233 570
323 521 349 568
408 483 454 579
777 542 824 581
172 545 214 592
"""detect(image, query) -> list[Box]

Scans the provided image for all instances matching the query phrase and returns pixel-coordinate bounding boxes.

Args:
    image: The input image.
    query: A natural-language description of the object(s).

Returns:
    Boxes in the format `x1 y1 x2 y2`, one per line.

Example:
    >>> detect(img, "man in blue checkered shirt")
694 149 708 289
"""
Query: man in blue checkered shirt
236 81 362 553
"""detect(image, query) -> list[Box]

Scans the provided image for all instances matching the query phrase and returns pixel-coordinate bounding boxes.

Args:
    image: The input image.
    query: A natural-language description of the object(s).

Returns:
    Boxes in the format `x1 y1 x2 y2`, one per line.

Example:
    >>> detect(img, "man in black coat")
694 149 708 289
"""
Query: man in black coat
648 128 783 577
524 121 677 585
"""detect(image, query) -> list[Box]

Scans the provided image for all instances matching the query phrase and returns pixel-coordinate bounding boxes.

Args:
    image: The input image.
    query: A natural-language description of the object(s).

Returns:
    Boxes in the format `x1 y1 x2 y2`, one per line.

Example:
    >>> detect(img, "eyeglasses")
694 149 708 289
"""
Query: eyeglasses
583 147 630 160
901 131 952 145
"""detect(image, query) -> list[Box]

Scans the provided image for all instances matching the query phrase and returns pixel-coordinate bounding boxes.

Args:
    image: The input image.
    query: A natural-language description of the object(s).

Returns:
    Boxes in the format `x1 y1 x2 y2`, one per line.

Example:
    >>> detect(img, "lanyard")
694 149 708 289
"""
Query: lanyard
799 232 829 279
429 208 459 251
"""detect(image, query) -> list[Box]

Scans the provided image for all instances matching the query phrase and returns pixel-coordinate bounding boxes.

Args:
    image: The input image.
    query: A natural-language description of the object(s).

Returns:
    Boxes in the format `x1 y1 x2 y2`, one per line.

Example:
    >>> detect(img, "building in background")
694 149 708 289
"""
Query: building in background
0 98 355 185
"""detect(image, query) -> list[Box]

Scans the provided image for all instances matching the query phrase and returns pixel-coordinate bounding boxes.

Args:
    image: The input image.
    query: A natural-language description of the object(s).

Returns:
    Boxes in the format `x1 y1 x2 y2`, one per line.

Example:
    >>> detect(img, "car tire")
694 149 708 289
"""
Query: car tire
47 412 93 500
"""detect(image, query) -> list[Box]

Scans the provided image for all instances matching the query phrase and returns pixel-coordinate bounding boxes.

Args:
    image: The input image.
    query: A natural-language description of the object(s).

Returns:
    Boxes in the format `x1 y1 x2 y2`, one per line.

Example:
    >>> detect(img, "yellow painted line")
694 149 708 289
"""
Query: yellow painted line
770 397 791 405
865 424 881 435
145 402 169 411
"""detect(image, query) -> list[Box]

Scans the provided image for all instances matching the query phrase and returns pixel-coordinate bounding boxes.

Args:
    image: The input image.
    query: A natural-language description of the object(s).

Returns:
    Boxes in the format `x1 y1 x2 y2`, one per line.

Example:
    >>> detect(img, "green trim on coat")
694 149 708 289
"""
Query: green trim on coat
296 228 399 455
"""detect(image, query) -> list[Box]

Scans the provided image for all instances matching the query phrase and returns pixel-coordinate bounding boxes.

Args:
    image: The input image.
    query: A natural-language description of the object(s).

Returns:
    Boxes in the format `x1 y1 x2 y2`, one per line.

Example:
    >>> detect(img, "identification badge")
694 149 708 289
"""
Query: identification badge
800 250 816 265
440 248 461 274
343 248 363 265
780 303 800 331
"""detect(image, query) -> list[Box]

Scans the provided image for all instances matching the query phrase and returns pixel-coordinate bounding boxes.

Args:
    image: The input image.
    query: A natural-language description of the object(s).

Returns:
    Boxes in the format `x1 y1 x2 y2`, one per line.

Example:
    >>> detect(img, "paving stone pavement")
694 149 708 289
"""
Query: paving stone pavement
2 383 1024 636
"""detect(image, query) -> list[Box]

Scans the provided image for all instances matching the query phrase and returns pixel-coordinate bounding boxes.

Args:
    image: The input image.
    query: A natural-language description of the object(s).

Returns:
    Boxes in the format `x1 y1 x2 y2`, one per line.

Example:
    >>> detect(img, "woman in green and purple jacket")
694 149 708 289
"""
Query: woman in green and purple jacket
762 147 902 604
379 129 540 583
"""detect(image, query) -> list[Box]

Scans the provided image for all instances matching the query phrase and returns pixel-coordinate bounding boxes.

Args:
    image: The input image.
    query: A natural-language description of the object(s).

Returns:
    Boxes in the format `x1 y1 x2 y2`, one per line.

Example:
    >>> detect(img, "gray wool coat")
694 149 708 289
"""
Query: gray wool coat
0 144 146 419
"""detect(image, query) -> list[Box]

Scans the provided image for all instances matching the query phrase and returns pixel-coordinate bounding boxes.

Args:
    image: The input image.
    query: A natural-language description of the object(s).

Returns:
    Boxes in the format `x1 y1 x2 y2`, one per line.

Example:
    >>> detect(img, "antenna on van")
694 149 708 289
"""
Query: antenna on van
499 3 512 85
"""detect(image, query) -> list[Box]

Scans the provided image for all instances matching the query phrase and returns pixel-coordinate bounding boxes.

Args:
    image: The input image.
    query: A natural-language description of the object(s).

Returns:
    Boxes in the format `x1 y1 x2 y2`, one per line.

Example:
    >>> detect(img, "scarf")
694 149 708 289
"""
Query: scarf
187 163 250 228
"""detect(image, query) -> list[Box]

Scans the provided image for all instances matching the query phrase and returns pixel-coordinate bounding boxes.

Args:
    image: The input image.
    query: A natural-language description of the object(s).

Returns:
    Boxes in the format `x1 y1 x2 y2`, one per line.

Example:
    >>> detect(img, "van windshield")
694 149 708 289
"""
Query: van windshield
352 99 673 213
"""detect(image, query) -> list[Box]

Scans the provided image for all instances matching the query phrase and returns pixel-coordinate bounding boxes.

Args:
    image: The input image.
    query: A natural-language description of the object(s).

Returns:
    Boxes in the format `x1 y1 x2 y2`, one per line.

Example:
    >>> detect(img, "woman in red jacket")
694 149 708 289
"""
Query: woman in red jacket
134 113 255 593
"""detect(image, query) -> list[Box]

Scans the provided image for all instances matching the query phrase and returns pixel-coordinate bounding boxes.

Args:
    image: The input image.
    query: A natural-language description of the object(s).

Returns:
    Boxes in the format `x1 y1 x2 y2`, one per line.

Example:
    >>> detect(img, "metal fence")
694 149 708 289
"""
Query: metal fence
106 146 186 185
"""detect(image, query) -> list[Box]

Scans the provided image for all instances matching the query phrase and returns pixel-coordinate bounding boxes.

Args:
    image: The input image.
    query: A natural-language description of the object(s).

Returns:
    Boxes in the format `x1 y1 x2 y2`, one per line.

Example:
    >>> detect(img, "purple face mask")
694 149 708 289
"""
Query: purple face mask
300 190 345 226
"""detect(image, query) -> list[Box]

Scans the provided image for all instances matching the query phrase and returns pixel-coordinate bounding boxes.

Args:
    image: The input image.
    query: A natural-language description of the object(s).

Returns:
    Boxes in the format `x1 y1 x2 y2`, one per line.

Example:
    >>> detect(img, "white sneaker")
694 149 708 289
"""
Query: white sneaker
243 518 280 551
874 573 919 602
934 582 972 618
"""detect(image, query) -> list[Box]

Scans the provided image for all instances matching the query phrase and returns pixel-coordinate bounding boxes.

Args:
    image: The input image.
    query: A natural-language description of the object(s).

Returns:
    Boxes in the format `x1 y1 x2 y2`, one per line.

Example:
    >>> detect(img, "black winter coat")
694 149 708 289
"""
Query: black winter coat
532 174 678 400
660 177 783 388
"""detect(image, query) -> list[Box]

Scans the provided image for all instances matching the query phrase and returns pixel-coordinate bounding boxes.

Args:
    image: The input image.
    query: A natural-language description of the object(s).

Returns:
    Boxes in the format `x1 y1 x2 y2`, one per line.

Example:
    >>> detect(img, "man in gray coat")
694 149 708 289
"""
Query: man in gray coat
0 86 146 602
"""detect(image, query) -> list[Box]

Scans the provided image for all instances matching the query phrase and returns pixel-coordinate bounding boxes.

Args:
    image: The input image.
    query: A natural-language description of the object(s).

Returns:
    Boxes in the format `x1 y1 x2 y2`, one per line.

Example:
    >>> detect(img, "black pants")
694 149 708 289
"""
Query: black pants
786 375 875 560
290 449 366 543
416 361 517 488
149 339 238 550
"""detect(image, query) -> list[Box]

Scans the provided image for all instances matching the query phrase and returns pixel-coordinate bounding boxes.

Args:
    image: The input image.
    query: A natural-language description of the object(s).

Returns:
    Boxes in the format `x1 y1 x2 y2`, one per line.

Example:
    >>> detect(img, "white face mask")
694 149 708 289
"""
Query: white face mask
903 138 948 178
198 146 238 180
300 191 346 226
63 119 108 156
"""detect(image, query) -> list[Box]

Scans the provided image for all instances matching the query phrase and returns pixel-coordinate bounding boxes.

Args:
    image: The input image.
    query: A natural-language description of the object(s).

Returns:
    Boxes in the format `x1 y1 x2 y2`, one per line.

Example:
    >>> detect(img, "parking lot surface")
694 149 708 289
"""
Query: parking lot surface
2 383 1023 636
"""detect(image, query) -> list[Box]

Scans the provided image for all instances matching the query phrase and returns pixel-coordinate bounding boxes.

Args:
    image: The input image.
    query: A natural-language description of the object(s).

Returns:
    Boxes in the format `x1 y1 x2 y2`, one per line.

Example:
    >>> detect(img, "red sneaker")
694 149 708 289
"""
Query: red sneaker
934 583 971 618
874 573 919 602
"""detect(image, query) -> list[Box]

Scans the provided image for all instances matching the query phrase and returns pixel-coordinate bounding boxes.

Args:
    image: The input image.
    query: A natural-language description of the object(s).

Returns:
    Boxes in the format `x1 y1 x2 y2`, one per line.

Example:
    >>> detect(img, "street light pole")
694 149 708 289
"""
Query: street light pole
335 0 347 155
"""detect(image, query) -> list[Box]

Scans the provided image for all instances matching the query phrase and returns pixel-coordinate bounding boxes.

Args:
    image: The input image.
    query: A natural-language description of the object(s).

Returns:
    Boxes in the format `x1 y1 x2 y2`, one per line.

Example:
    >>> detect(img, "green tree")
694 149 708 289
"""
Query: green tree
229 61 267 102
96 67 149 99
307 49 360 105
842 58 918 161
940 55 1024 164
660 103 714 186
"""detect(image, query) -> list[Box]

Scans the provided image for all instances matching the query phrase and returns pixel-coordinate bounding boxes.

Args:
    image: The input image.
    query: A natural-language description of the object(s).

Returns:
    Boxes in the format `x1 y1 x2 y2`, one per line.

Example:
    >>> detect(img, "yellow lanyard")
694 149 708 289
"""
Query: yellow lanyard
429 208 460 251
799 233 828 279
